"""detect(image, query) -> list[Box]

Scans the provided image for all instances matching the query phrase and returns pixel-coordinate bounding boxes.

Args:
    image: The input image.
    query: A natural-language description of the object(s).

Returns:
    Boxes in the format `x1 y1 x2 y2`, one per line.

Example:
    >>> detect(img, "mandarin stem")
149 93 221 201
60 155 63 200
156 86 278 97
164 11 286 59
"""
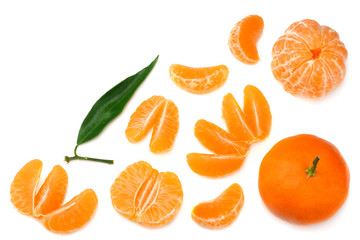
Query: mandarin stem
305 156 320 178
65 145 114 164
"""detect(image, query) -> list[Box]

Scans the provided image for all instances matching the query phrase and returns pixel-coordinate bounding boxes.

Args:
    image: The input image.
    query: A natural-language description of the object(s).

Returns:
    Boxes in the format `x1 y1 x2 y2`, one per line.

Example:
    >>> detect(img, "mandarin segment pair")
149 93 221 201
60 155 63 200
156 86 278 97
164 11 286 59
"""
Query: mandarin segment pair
187 85 272 177
10 160 97 233
271 19 348 98
125 95 179 153
110 161 183 227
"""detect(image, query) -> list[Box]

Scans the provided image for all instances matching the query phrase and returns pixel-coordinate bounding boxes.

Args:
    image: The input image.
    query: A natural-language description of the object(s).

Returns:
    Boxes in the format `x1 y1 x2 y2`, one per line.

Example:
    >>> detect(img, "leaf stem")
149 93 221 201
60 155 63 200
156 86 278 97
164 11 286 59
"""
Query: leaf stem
305 156 320 178
65 145 114 164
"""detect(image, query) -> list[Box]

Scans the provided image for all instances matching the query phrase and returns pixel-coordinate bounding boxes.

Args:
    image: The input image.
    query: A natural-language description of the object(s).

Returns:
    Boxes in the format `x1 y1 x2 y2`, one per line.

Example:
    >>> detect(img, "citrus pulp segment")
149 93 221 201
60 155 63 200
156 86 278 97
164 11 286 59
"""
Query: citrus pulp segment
187 153 245 177
169 64 229 94
41 189 98 233
194 119 248 155
228 15 264 64
192 183 244 229
10 159 43 216
33 165 68 217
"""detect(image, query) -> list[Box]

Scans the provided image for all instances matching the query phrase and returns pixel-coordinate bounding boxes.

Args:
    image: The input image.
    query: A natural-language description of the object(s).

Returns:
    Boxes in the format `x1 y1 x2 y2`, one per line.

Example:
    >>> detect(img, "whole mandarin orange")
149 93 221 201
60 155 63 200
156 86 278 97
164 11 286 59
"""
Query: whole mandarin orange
258 134 349 225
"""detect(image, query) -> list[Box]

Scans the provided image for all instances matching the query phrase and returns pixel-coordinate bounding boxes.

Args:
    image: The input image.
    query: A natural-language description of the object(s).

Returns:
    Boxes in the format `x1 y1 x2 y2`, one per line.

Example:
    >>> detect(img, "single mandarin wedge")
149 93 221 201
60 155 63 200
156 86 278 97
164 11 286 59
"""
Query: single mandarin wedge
150 99 179 153
243 85 272 141
40 189 98 233
192 183 244 229
271 19 348 98
194 119 248 155
228 15 264 64
34 165 68 217
110 161 183 227
125 95 166 143
222 93 255 143
169 64 229 94
125 96 179 153
222 86 271 143
10 159 43 216
187 153 245 177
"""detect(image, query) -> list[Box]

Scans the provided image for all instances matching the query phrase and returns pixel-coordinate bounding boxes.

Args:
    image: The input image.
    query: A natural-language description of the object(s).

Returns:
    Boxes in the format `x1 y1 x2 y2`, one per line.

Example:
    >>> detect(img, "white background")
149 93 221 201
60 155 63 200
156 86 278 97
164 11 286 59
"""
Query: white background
1 0 359 239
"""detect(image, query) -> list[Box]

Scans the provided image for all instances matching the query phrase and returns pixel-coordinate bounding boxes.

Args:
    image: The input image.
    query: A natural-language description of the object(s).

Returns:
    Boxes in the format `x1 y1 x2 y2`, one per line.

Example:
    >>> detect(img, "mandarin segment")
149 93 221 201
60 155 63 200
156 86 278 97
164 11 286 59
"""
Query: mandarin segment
228 15 264 64
192 183 244 229
125 95 166 143
110 161 183 227
243 85 272 140
169 64 229 94
194 119 248 155
271 19 347 98
222 93 255 143
187 153 245 177
150 99 179 153
136 172 183 226
34 165 68 217
10 159 43 216
41 189 98 233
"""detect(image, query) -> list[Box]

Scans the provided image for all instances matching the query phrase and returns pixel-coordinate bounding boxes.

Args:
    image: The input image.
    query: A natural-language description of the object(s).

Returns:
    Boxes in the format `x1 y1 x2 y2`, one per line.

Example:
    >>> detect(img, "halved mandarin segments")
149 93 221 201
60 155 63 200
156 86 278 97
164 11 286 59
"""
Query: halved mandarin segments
41 189 98 233
34 165 68 217
222 93 255 143
169 64 229 94
150 99 179 153
125 96 179 153
271 19 347 98
228 15 264 64
125 96 166 143
243 85 272 141
10 159 43 216
187 153 245 177
110 161 183 227
192 183 244 229
194 119 248 155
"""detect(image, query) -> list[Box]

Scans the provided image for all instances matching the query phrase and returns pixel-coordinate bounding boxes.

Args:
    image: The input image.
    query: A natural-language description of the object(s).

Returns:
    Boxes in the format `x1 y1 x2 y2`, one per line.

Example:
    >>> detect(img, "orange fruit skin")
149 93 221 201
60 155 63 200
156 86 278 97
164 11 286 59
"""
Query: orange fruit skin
10 159 42 216
271 19 348 98
41 189 98 233
110 161 183 227
169 64 229 94
194 119 248 155
228 15 264 64
187 153 245 177
192 183 244 229
258 134 350 225
34 165 68 217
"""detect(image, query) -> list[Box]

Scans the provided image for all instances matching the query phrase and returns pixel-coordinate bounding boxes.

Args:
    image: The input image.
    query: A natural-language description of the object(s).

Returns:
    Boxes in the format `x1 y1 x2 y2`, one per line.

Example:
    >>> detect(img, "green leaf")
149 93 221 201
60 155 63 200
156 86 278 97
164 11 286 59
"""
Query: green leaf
76 55 159 145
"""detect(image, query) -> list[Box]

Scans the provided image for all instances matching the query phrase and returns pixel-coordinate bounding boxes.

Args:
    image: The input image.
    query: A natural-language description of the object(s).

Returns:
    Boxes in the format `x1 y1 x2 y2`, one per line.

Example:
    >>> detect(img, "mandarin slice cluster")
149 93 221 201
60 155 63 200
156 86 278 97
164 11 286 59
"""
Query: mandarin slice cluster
10 160 97 233
187 85 272 178
110 161 183 227
271 19 347 98
125 95 179 153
